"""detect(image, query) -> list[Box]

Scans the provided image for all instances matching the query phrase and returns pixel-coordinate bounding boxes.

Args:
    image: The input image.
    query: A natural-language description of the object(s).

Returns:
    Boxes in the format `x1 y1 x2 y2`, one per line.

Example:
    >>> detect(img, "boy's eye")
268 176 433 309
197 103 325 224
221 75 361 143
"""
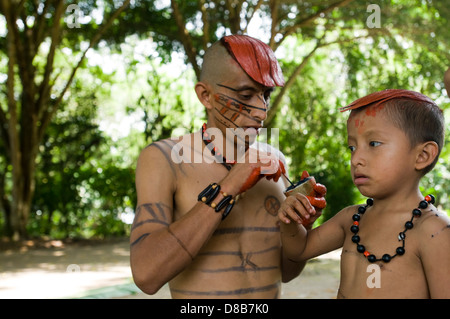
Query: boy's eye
348 146 356 152
369 141 381 147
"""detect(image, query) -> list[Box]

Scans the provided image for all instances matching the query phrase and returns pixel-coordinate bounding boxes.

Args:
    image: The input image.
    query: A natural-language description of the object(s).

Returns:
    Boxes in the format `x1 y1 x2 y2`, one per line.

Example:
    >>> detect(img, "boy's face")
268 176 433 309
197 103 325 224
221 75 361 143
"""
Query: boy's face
346 105 417 198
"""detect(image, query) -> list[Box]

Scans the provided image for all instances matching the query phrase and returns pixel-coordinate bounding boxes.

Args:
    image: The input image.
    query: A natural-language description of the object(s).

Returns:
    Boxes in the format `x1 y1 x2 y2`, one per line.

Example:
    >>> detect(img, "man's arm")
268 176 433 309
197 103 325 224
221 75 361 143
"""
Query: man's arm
130 143 288 294
130 143 224 294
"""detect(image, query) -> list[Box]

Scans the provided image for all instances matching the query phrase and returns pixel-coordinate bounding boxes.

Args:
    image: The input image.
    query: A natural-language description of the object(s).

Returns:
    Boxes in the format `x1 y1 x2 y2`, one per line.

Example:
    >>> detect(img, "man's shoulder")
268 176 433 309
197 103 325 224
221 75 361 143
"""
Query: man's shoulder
143 133 194 154
140 132 201 165
252 141 285 161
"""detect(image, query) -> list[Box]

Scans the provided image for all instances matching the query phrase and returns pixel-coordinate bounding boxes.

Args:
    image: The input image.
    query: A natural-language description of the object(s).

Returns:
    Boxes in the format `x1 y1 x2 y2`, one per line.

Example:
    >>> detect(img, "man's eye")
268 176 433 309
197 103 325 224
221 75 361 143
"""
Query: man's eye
238 92 253 100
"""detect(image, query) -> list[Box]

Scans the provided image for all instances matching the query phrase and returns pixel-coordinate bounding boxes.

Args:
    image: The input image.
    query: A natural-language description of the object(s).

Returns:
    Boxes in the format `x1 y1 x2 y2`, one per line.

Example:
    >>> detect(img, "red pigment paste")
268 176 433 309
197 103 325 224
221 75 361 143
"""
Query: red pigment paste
221 35 285 87
340 89 437 112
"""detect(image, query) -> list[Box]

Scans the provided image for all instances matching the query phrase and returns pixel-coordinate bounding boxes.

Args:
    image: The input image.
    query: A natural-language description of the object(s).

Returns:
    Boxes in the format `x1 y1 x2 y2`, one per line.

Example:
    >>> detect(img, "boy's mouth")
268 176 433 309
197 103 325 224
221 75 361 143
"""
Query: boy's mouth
353 173 369 185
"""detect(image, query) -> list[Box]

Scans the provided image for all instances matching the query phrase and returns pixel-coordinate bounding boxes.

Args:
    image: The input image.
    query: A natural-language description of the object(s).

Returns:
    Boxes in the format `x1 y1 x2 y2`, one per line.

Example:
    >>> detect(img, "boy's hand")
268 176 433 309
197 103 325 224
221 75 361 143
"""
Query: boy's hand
278 193 319 225
279 171 327 226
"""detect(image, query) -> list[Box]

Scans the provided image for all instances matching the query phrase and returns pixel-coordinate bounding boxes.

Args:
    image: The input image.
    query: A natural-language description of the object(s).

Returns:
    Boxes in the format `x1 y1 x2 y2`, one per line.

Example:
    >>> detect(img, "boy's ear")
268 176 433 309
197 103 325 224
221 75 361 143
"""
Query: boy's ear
195 82 214 111
415 141 439 171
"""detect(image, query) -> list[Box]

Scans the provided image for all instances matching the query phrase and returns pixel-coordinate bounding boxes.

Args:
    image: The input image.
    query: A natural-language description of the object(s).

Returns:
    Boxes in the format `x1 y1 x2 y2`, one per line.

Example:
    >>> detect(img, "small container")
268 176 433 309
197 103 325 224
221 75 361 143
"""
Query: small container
284 176 316 197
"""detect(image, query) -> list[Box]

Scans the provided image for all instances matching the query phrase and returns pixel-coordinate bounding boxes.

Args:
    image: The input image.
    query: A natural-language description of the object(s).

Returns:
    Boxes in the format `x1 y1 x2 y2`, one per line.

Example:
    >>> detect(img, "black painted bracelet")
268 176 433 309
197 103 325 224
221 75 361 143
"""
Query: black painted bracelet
198 183 235 220
198 183 221 203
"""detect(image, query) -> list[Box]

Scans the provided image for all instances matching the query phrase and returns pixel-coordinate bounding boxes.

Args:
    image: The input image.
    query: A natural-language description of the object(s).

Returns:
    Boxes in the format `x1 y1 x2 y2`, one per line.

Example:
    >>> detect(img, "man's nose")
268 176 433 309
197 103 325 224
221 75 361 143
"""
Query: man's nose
250 100 268 122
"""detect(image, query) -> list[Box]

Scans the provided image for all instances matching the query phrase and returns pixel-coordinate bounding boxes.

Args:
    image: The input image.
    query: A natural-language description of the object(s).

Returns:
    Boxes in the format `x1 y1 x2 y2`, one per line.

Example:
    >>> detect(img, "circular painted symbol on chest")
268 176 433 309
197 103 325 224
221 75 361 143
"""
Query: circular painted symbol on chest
264 195 280 216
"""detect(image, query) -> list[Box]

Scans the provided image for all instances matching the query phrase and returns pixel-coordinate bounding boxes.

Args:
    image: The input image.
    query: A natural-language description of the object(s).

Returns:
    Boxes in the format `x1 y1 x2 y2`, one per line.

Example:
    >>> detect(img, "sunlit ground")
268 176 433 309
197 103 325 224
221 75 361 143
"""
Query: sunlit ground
0 239 340 299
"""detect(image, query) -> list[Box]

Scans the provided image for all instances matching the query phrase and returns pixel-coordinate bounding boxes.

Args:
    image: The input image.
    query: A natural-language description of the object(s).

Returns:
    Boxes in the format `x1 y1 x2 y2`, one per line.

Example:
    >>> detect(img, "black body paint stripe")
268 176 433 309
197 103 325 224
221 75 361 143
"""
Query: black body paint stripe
171 282 279 296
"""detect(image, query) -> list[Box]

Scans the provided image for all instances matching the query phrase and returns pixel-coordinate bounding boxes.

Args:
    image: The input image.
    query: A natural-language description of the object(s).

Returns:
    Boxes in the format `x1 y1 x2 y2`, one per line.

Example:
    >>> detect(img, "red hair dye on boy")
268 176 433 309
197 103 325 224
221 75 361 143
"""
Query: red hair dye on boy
221 35 285 87
339 89 437 112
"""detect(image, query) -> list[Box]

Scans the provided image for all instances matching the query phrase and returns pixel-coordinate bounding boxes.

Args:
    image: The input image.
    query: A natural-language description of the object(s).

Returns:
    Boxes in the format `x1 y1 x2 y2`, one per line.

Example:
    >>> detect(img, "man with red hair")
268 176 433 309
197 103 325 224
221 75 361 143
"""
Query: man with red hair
130 35 325 298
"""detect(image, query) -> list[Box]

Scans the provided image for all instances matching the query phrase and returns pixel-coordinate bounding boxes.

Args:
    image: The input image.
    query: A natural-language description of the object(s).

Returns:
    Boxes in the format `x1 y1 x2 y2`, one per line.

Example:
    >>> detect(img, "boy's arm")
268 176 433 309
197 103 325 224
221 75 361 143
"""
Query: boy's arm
278 194 311 262
300 209 349 260
279 200 351 262
419 211 450 298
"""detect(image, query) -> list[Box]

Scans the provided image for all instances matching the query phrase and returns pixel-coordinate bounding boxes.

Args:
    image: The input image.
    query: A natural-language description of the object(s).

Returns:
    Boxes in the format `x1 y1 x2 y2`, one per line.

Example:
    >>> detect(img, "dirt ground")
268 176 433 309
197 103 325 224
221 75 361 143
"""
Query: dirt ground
0 238 340 299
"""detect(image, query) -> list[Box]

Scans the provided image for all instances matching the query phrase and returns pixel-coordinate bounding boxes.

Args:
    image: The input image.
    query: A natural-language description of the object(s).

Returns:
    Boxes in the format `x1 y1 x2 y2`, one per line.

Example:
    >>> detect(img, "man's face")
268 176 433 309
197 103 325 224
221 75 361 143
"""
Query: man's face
210 61 274 146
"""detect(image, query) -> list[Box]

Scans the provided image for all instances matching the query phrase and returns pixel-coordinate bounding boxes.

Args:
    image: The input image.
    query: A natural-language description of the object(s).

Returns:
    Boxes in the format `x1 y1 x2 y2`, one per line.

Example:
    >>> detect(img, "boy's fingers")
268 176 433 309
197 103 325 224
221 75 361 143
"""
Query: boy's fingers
294 193 315 214
292 200 311 220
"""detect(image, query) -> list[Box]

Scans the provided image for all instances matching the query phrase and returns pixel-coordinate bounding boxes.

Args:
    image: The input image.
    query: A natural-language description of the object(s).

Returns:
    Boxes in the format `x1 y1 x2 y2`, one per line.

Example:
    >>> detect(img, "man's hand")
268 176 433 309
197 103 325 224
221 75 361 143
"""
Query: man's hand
238 154 286 193
301 171 327 212
220 147 286 195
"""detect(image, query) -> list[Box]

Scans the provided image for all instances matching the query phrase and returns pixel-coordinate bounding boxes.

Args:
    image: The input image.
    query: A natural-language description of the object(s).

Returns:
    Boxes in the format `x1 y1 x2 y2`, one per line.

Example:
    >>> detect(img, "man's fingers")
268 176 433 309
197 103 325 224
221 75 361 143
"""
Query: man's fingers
306 196 327 209
313 183 327 197
301 170 309 179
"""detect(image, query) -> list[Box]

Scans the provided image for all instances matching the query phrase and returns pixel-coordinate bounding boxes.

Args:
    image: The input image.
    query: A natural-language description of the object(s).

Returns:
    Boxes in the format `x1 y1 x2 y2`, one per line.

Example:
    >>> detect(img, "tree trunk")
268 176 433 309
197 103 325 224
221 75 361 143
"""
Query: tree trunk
0 0 131 240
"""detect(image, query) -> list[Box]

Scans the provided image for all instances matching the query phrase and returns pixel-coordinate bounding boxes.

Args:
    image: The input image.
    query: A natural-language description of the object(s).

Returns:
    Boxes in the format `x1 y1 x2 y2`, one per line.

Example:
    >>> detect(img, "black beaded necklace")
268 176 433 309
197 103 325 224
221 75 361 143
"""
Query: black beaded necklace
351 194 435 263
201 123 236 171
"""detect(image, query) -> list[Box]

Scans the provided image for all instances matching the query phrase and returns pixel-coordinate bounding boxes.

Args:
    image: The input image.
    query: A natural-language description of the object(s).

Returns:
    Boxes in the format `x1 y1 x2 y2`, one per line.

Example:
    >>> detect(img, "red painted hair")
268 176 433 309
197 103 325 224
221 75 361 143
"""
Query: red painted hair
339 89 437 112
221 35 285 87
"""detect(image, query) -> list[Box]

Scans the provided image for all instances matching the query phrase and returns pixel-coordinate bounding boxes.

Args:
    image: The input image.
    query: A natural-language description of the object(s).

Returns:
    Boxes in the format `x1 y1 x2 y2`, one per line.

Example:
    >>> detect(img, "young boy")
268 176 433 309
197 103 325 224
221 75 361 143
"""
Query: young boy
278 89 450 298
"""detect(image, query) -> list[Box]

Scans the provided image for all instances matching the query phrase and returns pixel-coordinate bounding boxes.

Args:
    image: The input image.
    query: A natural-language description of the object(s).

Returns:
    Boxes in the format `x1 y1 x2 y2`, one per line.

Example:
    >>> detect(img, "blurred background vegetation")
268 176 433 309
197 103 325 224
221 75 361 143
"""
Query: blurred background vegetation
0 0 449 240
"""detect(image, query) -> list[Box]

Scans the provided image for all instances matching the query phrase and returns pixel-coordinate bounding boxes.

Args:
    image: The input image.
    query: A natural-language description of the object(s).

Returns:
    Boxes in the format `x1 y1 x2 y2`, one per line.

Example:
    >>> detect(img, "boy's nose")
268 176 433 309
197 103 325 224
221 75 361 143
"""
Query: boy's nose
351 149 366 167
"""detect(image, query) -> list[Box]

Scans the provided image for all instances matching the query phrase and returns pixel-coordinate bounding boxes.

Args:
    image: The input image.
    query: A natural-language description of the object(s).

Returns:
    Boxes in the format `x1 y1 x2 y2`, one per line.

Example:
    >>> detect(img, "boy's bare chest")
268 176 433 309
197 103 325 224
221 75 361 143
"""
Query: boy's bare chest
339 226 429 298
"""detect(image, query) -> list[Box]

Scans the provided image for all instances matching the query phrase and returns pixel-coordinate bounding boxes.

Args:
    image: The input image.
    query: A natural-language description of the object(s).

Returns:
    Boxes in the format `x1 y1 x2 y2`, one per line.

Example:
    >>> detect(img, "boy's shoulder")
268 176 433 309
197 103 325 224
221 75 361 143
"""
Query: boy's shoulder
415 207 450 297
415 208 450 260
328 204 361 226
417 208 450 240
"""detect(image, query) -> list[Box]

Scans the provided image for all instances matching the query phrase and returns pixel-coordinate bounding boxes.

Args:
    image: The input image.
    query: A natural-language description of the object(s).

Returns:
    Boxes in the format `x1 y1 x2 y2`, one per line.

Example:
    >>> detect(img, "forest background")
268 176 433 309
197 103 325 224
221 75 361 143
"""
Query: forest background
0 0 449 240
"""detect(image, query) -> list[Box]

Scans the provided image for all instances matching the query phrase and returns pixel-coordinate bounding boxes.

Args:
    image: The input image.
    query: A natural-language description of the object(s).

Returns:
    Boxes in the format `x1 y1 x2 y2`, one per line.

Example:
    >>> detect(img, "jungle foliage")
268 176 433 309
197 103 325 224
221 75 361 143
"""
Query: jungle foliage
0 0 449 239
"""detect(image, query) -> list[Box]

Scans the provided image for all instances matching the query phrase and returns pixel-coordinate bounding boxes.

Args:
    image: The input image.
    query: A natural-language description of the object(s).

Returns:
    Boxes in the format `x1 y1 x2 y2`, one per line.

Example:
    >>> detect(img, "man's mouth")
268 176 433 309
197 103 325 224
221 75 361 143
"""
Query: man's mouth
245 125 260 130
241 126 262 135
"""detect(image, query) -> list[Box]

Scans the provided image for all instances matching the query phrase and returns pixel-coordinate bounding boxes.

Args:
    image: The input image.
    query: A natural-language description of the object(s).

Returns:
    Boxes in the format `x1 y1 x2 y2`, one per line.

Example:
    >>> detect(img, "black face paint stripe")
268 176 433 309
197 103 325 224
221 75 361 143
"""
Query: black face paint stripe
214 95 263 123
215 92 267 112
217 83 271 108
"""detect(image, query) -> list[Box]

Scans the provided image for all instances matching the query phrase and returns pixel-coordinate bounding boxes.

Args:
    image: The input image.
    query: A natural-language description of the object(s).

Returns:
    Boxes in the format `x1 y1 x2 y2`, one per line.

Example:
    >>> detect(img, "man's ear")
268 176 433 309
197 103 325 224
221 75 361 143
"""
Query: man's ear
195 82 214 111
415 141 439 171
